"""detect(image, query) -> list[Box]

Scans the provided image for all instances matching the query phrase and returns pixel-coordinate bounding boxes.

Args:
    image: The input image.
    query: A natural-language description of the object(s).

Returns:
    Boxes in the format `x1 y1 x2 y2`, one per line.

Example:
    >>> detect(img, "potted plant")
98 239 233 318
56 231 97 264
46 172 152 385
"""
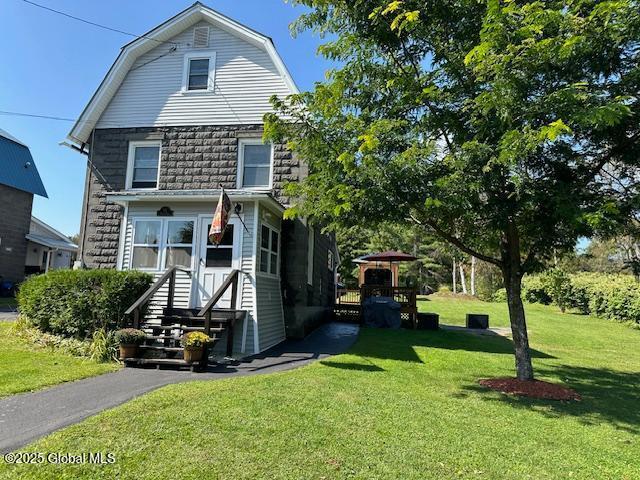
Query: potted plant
114 328 146 359
181 331 210 363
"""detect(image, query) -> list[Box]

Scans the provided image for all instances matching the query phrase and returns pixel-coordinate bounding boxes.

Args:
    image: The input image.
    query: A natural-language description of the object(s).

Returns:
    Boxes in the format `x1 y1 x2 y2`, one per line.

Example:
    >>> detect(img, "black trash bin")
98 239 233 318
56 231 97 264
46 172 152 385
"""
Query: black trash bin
417 312 439 330
466 313 489 329
363 296 401 329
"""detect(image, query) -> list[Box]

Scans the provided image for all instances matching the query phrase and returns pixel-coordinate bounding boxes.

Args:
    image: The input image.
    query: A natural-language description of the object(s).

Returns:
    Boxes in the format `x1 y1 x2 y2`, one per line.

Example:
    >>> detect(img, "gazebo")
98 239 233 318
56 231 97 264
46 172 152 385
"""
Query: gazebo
335 251 419 327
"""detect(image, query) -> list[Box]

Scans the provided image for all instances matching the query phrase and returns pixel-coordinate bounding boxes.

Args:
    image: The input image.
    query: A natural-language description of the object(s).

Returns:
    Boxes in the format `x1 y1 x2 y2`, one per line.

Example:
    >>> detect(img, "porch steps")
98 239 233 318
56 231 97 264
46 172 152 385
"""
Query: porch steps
123 357 206 372
124 306 245 371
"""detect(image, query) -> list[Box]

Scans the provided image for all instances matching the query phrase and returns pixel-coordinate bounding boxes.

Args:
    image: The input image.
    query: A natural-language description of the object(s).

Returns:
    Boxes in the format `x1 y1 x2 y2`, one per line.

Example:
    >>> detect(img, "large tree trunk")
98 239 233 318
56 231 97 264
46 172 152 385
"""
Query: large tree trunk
502 223 534 380
504 274 534 380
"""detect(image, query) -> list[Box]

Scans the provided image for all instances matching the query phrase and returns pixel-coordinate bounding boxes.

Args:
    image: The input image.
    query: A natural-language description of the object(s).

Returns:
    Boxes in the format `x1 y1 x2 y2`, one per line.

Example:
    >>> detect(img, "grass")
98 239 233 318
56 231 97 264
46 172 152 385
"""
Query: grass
0 323 119 398
2 296 639 479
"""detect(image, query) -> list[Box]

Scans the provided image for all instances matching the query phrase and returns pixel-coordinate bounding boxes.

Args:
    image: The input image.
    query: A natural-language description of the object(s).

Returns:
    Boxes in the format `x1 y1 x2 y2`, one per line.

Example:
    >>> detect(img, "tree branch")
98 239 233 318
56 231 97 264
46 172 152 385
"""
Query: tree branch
409 213 502 266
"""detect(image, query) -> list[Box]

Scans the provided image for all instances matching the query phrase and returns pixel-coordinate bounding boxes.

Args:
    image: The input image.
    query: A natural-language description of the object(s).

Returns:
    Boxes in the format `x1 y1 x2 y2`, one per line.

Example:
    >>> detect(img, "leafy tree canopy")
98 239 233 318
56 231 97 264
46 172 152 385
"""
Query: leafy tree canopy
265 0 640 379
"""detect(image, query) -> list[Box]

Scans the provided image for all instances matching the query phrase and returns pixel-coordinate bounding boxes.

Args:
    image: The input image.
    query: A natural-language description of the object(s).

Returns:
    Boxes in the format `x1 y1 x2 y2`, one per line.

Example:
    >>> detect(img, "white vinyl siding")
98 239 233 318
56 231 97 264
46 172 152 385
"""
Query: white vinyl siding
120 201 258 354
256 275 286 351
255 204 285 350
97 21 292 128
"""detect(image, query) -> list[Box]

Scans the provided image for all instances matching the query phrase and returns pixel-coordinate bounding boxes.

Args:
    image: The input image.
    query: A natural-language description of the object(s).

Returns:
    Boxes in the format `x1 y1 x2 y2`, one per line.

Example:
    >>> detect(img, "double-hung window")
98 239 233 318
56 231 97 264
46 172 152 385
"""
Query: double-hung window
132 220 162 269
131 219 195 270
127 141 161 189
238 139 272 189
259 224 279 275
182 51 216 92
165 220 194 268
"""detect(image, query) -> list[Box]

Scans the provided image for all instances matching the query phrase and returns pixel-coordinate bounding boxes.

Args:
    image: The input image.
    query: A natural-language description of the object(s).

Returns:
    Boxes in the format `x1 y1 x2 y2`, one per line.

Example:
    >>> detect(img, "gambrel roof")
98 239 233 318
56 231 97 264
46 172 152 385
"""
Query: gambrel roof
67 2 299 147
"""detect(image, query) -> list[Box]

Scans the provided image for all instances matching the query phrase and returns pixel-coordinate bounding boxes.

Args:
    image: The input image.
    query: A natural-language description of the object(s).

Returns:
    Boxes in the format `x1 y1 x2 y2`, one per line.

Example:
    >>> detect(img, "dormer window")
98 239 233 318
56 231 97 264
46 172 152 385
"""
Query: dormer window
182 51 216 92
126 141 161 190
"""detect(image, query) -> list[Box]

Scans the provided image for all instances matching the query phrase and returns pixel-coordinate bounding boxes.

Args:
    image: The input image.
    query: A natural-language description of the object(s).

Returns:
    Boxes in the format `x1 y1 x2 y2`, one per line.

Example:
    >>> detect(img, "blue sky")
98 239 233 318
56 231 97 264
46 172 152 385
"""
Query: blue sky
0 0 331 236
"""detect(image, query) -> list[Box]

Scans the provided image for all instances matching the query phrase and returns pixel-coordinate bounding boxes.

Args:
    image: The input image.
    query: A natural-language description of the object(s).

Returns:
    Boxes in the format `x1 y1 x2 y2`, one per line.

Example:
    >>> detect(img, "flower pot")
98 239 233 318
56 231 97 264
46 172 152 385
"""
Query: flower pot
184 346 204 363
119 344 138 359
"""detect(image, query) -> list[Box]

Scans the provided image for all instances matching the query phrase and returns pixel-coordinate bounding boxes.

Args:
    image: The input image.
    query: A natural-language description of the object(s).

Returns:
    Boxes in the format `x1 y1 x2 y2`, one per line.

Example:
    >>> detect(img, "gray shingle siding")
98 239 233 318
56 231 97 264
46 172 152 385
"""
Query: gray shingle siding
79 125 301 268
280 220 336 339
0 184 33 283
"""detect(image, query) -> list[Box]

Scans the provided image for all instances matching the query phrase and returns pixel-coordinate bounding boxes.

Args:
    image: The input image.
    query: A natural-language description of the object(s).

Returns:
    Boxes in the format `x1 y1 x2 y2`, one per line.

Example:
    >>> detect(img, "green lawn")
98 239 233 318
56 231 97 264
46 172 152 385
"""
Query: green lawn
2 297 639 479
0 323 119 398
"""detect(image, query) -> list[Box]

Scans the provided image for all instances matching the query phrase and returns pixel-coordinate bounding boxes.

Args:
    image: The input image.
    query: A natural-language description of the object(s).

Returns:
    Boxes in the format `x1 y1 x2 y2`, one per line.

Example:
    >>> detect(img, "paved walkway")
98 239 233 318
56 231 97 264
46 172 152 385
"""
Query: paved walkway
0 322 359 453
0 306 18 322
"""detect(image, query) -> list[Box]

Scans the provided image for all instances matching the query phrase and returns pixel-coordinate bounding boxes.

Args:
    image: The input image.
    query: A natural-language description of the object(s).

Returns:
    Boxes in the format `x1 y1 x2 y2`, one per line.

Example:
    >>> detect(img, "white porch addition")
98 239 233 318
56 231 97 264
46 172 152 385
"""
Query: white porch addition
109 190 285 357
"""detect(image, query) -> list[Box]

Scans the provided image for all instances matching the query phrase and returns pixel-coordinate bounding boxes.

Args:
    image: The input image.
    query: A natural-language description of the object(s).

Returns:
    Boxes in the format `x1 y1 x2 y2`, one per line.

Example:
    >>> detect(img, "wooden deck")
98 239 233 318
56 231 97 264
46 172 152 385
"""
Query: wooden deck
335 286 418 327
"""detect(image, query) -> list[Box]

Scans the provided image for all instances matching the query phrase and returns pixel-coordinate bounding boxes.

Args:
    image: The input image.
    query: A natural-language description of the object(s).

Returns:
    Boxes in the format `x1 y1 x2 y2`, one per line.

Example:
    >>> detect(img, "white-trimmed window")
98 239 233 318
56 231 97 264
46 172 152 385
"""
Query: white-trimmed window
238 139 273 189
259 224 279 275
130 218 195 270
132 220 162 269
165 220 194 268
127 141 161 189
182 51 216 92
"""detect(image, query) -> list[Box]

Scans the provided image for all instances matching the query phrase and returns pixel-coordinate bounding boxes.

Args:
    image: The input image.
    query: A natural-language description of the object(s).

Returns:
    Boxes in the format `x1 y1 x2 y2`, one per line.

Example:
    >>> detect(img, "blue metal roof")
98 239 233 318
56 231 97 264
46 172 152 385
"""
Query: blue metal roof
0 131 47 197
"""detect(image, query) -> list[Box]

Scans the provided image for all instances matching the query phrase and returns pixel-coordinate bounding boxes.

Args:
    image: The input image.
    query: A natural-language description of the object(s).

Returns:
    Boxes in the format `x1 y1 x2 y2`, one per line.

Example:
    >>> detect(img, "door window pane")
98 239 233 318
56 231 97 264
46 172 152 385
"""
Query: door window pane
206 248 232 267
134 221 160 244
132 247 159 268
206 224 234 246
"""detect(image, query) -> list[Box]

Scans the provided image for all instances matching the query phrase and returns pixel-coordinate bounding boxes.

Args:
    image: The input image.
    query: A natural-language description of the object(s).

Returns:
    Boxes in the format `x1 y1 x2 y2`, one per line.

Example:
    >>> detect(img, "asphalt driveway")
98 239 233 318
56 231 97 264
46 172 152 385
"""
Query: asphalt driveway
0 322 359 453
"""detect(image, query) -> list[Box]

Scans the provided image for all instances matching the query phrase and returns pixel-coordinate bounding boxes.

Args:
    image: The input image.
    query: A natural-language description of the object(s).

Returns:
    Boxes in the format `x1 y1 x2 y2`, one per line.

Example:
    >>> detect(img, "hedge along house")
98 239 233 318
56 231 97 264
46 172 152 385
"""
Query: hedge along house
66 2 338 358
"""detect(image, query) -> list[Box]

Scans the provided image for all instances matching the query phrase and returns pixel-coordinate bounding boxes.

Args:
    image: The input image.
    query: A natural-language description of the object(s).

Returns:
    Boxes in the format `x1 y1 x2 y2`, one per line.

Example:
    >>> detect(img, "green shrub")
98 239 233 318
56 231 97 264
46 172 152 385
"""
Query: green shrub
522 275 552 304
492 288 508 303
12 318 92 357
89 329 120 362
543 268 573 313
523 271 640 324
114 328 146 345
17 269 153 339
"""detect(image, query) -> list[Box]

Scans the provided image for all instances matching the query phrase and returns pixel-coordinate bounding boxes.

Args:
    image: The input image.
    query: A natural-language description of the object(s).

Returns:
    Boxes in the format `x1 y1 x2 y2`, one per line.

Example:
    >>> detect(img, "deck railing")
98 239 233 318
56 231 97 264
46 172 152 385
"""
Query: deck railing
335 285 418 328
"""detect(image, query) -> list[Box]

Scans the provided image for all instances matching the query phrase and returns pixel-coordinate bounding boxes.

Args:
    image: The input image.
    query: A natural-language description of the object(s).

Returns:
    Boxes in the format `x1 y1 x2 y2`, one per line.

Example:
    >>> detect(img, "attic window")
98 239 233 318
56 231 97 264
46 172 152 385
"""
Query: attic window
182 51 216 93
193 26 209 48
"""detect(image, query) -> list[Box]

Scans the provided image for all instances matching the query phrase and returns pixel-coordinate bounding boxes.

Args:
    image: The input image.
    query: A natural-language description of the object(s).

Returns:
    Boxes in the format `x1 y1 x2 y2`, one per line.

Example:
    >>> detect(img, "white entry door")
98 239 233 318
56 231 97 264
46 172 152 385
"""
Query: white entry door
194 218 241 308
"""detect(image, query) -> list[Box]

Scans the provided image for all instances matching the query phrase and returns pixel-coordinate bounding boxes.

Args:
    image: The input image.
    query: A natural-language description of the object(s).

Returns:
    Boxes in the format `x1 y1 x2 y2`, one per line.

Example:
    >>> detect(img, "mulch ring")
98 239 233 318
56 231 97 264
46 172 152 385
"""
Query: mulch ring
479 377 581 401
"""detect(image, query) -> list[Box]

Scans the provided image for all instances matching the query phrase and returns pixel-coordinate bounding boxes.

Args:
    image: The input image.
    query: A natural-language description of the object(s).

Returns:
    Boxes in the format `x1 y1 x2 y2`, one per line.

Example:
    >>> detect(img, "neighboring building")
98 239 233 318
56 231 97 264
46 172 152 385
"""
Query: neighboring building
0 129 47 283
66 2 337 355
25 217 78 274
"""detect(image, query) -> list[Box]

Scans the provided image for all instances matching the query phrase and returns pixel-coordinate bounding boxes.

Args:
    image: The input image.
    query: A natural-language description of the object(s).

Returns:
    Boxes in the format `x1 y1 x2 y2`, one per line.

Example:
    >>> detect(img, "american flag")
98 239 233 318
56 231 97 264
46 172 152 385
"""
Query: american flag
209 189 232 245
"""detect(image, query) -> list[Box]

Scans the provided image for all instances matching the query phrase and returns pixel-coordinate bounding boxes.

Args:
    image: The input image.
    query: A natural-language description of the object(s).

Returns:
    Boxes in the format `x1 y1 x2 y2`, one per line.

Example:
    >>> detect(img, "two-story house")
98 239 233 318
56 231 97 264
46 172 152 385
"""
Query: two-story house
66 2 337 357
